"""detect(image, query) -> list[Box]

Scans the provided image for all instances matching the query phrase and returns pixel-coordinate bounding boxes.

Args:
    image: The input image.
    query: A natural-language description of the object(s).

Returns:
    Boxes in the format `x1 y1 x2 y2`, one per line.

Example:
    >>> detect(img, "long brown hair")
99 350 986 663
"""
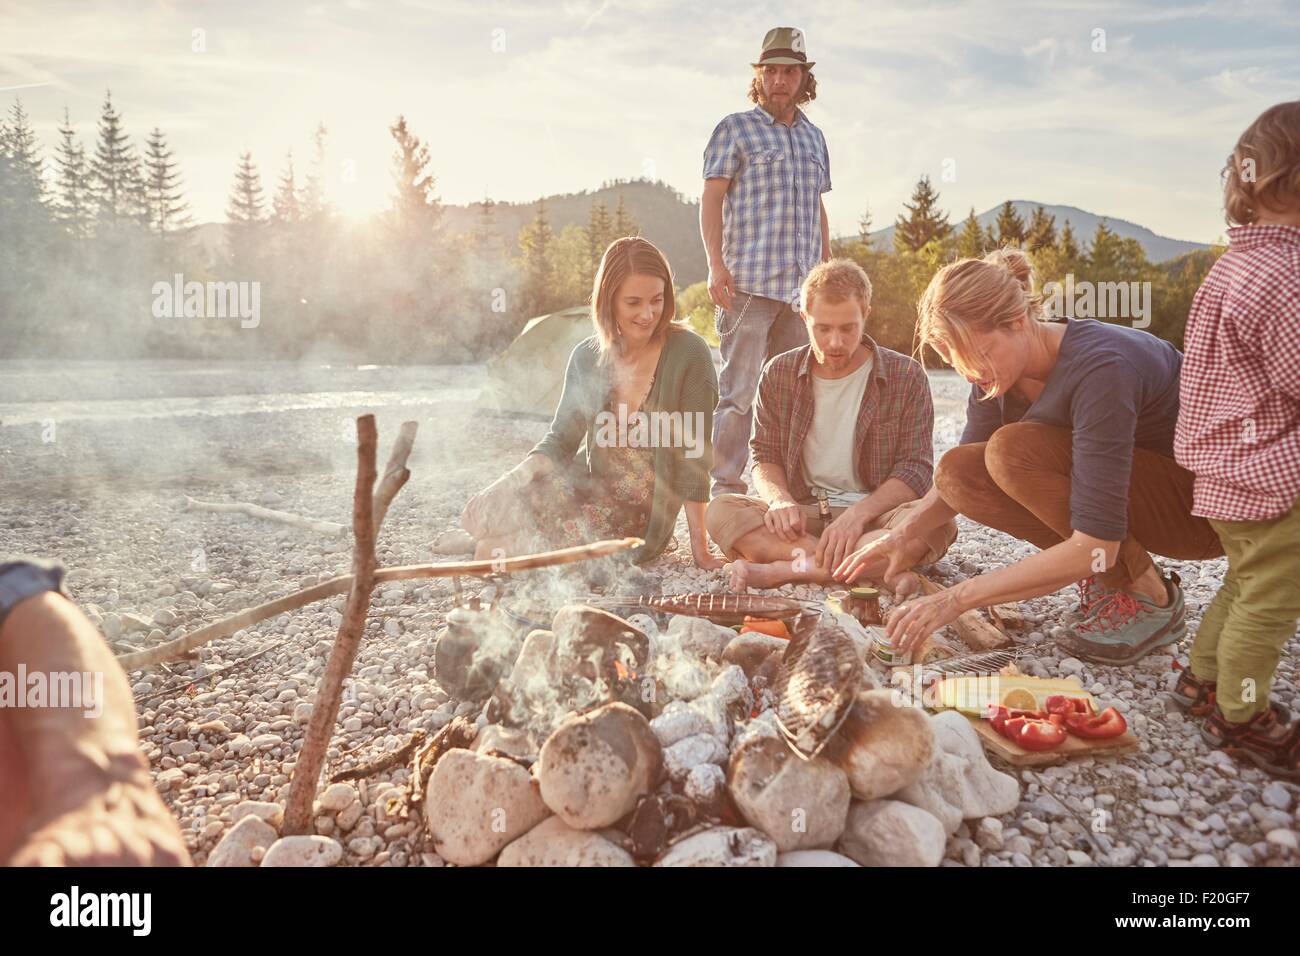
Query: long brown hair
590 236 681 356
1222 100 1300 226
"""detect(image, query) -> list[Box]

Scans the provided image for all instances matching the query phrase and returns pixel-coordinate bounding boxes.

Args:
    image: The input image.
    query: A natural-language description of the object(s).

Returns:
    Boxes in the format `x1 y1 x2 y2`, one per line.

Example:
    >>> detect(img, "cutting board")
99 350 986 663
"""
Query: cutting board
965 713 1138 767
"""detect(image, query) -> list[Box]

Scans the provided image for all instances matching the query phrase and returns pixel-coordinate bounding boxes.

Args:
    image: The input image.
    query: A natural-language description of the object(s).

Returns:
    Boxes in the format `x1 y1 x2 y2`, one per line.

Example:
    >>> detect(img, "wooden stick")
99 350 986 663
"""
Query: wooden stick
913 572 1012 651
113 537 644 670
183 496 346 536
283 415 382 836
989 603 1027 632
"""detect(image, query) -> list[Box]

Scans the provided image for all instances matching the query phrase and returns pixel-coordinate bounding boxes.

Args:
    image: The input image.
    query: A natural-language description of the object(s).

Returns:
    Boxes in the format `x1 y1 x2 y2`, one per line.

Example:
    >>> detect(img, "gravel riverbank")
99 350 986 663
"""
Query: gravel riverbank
1 361 1295 867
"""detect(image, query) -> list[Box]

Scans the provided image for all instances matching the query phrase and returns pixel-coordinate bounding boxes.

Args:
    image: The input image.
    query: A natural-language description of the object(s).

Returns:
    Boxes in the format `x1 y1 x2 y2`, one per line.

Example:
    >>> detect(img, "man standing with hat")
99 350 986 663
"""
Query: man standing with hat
702 26 832 497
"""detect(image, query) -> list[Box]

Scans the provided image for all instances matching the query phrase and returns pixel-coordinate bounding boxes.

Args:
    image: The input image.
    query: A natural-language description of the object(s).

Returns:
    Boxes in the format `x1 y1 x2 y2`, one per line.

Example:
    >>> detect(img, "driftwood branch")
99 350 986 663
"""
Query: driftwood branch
183 495 346 536
114 537 644 670
282 415 384 836
329 730 427 783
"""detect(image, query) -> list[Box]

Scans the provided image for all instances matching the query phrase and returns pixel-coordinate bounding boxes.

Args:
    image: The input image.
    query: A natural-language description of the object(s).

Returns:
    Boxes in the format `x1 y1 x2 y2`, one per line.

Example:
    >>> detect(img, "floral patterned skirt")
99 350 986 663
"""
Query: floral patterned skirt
513 445 656 551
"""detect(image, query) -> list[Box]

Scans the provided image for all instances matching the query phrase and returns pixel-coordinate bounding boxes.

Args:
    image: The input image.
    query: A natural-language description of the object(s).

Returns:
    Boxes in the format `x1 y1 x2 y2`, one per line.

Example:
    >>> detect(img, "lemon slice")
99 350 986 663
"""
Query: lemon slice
1001 687 1039 711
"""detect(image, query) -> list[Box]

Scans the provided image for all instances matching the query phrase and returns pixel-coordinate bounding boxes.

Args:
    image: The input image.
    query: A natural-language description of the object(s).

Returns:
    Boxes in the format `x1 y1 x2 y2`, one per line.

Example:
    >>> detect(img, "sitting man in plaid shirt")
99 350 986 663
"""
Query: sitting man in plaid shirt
1171 100 1300 779
705 259 958 591
701 26 833 497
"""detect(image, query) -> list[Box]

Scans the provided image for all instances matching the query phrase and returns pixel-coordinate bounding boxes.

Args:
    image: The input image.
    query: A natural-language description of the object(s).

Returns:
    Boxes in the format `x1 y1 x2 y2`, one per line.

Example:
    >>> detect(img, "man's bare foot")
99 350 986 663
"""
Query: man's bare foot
886 569 922 599
724 559 796 592
724 560 751 592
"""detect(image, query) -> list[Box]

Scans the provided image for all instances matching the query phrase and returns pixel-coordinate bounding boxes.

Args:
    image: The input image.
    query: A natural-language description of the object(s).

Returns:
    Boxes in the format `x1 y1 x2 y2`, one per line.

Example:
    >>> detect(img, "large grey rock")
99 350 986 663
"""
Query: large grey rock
728 736 851 851
230 800 285 829
498 816 637 867
536 702 662 829
824 690 934 801
838 799 946 868
654 827 777 867
662 732 728 782
721 632 789 678
649 705 712 748
663 614 733 661
423 749 550 866
893 713 1019 834
207 816 278 867
260 835 343 867
317 782 359 813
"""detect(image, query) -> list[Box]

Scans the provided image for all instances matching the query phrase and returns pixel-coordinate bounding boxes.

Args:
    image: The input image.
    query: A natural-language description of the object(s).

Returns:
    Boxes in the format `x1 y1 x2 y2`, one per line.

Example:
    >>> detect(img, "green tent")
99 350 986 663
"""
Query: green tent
480 305 593 419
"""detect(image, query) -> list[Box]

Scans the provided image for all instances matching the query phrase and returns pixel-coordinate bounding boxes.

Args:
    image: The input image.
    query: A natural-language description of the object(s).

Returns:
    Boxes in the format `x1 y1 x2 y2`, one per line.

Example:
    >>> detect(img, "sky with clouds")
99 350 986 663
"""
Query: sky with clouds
3 0 1297 243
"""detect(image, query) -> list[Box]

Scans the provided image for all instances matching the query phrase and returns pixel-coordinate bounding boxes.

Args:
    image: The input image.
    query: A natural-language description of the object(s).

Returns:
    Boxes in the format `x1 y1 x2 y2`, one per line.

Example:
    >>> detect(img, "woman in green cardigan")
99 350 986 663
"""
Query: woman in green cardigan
461 237 724 568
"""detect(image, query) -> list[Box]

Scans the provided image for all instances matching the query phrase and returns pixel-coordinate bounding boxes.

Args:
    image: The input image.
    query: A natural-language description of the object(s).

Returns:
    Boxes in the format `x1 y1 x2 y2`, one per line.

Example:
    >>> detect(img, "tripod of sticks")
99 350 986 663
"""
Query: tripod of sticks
116 414 641 836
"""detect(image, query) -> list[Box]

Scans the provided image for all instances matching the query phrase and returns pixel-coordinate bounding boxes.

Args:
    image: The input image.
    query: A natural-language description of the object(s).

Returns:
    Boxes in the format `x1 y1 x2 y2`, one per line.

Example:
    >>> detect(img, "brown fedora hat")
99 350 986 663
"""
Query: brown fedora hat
751 27 815 68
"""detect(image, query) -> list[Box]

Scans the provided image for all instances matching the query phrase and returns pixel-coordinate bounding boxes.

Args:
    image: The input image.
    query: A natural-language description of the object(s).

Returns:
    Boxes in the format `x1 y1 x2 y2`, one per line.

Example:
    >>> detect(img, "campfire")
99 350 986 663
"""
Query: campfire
412 586 1025 867
153 417 1024 868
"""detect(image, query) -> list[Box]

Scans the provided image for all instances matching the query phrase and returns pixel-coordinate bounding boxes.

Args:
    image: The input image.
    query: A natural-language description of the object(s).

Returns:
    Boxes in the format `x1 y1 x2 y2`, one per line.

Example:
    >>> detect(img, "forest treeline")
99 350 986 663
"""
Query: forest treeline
0 95 1221 362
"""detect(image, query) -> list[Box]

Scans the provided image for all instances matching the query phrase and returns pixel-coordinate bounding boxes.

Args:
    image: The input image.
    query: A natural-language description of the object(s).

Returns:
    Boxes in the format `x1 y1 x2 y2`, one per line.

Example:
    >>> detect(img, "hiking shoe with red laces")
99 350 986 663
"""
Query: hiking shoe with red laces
1056 573 1186 664
1064 576 1115 624
1201 703 1300 780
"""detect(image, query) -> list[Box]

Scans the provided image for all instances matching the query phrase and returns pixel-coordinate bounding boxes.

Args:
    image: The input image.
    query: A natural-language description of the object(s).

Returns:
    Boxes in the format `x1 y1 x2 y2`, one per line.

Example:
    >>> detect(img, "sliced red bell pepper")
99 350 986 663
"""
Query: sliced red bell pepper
1064 706 1128 739
1002 715 1068 751
1045 695 1095 718
986 704 1045 734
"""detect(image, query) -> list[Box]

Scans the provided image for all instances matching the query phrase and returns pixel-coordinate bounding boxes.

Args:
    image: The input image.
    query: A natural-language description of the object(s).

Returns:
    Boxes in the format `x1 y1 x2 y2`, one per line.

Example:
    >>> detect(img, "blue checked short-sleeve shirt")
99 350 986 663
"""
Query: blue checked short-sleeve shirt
703 105 831 306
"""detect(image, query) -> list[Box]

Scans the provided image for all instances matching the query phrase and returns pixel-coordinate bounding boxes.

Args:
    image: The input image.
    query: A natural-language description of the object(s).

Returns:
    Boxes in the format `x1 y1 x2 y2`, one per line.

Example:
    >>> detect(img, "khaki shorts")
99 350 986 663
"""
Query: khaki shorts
705 494 958 564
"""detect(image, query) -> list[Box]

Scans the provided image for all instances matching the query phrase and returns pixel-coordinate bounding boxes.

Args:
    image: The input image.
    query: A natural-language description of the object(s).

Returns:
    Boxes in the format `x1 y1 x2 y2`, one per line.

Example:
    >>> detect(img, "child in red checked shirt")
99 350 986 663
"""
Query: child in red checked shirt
1172 100 1300 780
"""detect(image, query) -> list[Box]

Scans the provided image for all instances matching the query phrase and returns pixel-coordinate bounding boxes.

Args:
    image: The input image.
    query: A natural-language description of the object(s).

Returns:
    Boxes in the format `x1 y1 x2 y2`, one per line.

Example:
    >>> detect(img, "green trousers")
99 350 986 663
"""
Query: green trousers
1190 496 1300 723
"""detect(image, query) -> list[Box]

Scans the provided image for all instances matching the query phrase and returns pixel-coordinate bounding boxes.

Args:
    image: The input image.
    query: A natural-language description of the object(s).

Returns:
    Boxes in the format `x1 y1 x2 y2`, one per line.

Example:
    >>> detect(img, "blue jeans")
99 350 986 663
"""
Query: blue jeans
710 292 808 497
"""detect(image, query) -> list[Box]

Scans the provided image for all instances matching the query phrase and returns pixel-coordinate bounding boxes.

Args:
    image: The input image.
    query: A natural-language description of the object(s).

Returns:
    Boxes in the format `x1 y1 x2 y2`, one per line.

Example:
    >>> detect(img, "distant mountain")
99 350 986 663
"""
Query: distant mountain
189 190 1210 287
866 200 1210 262
440 179 706 284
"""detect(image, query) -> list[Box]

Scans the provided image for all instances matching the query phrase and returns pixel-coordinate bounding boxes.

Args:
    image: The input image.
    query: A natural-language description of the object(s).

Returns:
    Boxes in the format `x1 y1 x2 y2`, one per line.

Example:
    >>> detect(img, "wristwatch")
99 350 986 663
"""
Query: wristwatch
0 560 68 631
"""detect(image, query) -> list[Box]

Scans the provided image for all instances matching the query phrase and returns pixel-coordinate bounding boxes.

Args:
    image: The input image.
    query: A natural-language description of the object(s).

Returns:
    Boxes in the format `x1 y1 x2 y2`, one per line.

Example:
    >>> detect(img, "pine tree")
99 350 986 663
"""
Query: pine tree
518 198 555 317
1 98 46 206
90 91 145 226
1086 220 1122 276
612 193 638 238
1025 205 1057 252
893 176 951 252
142 127 191 237
956 207 985 259
1058 220 1080 261
52 108 93 239
272 150 300 224
387 115 441 239
858 204 874 248
226 151 267 266
474 195 497 249
298 121 330 222
586 199 613 267
994 200 1025 247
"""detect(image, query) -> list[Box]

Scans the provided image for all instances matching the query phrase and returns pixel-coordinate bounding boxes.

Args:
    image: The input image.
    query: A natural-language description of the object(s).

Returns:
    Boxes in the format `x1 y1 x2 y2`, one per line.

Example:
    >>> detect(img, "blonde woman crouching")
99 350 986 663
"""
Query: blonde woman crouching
834 249 1223 664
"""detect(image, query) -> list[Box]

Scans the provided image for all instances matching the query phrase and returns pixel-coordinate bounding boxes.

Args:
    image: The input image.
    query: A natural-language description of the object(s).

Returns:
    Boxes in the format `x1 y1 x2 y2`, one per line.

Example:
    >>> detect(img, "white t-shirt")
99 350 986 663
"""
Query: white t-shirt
802 354 873 507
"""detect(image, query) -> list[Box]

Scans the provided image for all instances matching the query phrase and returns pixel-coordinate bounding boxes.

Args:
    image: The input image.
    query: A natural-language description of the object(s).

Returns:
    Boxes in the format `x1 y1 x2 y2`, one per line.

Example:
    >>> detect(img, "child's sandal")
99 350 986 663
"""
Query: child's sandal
1170 662 1217 717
